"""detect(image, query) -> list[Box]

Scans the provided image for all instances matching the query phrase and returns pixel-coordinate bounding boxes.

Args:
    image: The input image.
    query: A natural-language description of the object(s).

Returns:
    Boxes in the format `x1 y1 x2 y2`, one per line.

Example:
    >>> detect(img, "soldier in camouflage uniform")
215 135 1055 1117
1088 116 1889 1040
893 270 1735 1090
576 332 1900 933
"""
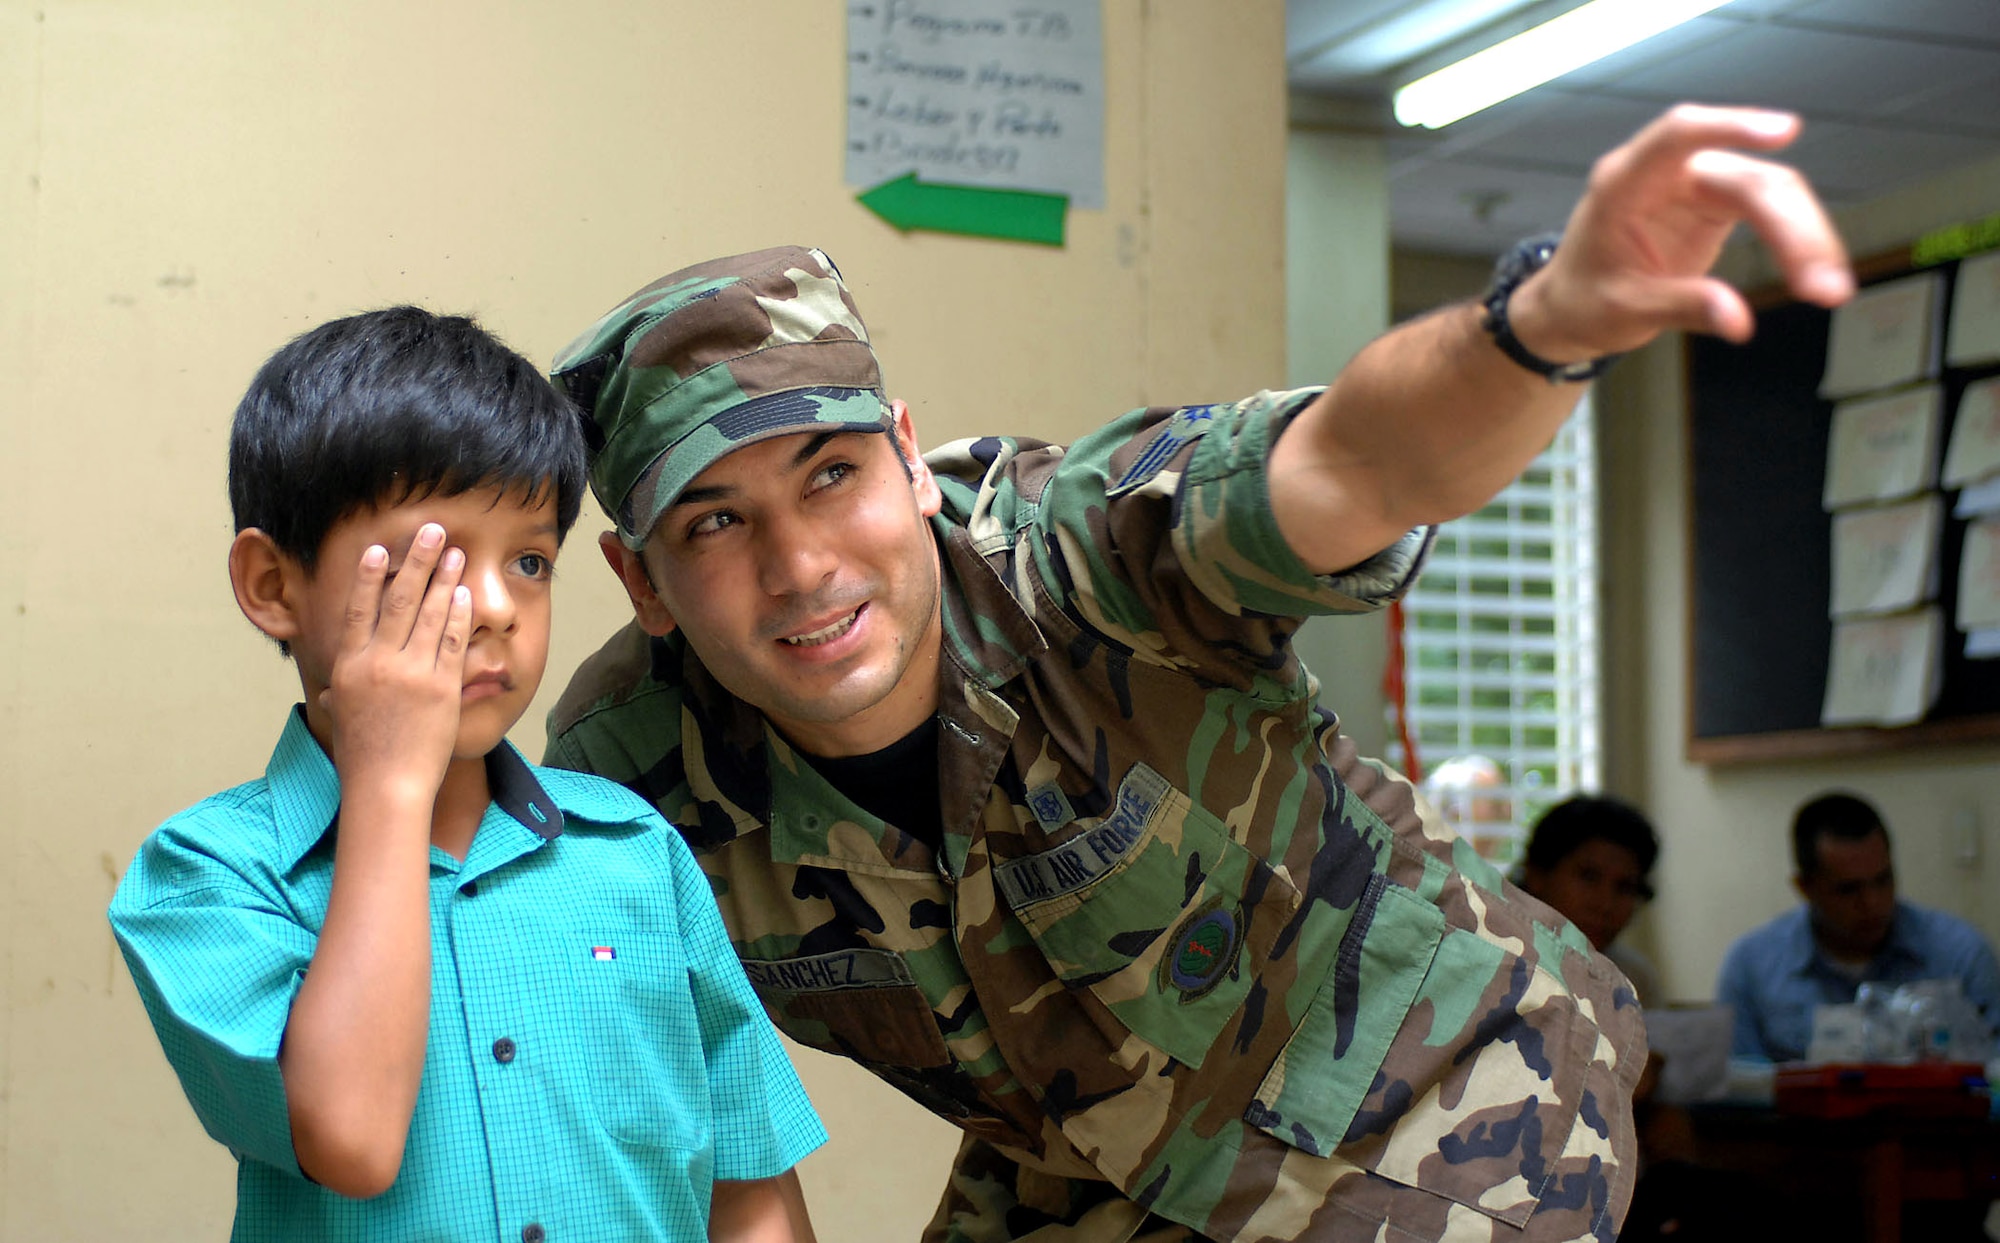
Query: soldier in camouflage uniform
542 108 1853 1242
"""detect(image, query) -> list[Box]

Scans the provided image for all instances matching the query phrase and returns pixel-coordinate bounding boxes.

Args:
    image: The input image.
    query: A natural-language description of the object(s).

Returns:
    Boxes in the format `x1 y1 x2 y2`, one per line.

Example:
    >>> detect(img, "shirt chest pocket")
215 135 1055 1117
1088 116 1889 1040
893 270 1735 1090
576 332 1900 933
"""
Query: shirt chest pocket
997 763 1296 1070
567 927 704 1149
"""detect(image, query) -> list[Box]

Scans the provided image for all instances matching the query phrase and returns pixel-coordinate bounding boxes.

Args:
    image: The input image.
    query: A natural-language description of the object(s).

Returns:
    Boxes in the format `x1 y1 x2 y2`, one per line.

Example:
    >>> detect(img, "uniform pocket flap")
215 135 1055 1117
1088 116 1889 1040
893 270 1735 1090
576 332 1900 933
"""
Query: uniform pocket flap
1245 875 1445 1156
738 947 951 1068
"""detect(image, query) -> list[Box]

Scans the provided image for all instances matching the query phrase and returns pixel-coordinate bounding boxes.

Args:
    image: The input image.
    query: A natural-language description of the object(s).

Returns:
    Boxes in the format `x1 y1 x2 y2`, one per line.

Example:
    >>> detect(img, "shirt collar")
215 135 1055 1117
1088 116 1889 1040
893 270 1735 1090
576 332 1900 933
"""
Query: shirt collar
487 742 565 840
267 706 563 873
932 471 1048 689
1875 902 1926 968
1792 901 1925 976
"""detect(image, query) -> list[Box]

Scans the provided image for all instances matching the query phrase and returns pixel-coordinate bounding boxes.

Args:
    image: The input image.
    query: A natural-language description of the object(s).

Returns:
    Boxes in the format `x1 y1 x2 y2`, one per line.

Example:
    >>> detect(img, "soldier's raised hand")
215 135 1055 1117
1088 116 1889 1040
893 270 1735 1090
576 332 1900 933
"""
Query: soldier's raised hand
1509 104 1854 364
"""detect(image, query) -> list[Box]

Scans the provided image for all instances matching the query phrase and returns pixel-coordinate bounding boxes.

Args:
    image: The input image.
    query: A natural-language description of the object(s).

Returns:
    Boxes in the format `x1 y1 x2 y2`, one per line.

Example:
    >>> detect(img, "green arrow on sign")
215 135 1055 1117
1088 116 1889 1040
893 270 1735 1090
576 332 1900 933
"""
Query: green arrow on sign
857 173 1067 247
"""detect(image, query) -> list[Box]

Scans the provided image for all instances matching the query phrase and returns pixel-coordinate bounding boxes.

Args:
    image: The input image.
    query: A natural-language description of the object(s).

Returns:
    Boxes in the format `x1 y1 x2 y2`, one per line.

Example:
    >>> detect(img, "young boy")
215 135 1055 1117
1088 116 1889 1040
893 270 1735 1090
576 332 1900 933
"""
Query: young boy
108 307 825 1242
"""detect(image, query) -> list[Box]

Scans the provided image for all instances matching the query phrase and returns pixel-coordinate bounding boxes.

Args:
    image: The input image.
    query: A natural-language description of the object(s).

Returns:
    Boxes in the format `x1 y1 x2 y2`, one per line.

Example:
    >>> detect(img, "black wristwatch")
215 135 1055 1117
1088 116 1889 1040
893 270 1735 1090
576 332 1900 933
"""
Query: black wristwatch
1481 233 1622 383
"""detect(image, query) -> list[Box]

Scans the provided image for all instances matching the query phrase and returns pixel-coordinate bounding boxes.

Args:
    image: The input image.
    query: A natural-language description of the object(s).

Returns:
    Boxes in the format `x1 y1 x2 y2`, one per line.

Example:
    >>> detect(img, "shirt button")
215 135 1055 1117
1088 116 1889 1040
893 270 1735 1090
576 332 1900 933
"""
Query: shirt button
492 1037 516 1064
522 1225 545 1243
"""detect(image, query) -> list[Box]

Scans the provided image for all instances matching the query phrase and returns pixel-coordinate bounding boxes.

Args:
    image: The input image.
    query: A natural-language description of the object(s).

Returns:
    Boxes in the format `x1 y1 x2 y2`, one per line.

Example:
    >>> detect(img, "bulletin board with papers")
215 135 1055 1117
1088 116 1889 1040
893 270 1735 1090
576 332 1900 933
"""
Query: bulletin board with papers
1686 248 2000 764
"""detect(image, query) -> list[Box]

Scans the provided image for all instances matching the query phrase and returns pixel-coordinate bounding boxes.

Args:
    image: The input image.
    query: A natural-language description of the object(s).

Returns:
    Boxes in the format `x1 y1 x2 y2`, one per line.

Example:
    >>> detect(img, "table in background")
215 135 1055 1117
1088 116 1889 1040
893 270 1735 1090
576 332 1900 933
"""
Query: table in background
1687 1104 2000 1242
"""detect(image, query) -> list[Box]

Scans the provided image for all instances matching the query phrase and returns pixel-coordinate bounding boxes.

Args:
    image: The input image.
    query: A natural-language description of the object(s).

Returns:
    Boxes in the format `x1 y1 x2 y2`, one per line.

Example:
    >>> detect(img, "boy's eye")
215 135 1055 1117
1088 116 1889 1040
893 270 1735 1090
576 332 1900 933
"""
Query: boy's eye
514 552 553 579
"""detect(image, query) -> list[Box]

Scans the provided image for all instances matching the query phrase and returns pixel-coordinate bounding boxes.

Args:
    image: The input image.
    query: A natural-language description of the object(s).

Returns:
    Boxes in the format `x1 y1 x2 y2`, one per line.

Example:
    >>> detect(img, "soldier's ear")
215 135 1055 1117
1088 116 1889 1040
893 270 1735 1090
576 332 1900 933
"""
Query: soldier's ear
599 531 679 637
888 399 941 518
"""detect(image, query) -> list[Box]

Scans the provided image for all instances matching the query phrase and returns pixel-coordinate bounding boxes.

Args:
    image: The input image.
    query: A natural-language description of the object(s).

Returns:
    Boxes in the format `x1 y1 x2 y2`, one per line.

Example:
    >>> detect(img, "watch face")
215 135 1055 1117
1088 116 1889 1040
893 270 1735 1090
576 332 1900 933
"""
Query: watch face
1482 232 1620 383
1499 232 1561 282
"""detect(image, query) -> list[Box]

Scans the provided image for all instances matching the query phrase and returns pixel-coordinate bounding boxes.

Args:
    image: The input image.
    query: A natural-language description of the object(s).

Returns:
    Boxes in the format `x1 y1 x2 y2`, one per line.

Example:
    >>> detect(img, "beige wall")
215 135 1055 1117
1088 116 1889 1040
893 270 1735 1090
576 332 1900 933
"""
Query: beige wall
1285 121 1391 756
0 3 1287 1238
1600 153 2000 1002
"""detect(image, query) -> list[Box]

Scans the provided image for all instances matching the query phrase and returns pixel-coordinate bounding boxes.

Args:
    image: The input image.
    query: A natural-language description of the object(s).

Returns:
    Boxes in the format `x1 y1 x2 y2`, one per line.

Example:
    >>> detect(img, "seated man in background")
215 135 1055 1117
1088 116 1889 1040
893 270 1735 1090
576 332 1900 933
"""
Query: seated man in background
1519 795 1661 1003
1716 791 2000 1062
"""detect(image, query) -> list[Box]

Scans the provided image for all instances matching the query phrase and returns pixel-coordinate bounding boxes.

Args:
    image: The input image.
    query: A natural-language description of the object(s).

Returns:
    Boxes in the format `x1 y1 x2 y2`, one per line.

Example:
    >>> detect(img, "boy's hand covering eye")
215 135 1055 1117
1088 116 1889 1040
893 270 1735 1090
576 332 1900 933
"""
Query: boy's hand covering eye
319 522 473 801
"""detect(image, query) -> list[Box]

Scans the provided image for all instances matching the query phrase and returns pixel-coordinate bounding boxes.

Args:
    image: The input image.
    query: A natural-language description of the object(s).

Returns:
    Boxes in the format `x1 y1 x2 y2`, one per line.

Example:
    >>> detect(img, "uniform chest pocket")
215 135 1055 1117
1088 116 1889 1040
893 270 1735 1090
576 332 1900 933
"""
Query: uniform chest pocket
1247 877 1595 1230
740 947 952 1070
997 763 1291 1069
568 928 703 1149
739 947 1027 1145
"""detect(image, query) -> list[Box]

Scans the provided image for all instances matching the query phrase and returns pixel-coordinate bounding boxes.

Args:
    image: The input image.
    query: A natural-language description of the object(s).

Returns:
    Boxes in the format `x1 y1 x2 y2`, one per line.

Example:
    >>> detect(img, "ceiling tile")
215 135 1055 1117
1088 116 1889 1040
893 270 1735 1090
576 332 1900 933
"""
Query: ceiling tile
1423 94 1672 172
1388 160 1586 255
1707 0 1823 14
1783 121 2000 202
1286 0 2000 251
1554 14 1748 88
1568 24 1999 114
1785 0 2000 43
1870 72 2000 138
1286 0 1416 61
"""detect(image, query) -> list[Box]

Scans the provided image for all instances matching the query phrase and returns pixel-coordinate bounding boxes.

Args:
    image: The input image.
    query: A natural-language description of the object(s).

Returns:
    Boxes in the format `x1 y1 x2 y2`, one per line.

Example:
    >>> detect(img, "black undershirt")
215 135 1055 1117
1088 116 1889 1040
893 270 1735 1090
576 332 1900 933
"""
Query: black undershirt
806 716 946 852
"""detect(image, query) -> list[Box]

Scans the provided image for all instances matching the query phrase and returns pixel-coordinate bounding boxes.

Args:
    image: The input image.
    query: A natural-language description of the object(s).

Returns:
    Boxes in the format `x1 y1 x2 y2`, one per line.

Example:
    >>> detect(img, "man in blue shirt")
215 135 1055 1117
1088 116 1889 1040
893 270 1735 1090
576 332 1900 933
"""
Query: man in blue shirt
1716 791 2000 1062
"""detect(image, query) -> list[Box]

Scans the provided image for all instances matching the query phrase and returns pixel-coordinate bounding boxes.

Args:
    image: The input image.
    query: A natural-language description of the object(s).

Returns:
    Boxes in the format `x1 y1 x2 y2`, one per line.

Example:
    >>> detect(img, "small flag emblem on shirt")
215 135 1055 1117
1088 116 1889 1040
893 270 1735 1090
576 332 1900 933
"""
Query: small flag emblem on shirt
591 946 616 961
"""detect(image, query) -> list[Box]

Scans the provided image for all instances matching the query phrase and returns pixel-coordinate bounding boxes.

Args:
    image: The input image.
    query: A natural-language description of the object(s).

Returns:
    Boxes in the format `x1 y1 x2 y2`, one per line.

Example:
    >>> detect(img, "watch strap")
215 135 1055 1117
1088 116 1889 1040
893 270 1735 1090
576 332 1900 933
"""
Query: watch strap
1481 234 1622 383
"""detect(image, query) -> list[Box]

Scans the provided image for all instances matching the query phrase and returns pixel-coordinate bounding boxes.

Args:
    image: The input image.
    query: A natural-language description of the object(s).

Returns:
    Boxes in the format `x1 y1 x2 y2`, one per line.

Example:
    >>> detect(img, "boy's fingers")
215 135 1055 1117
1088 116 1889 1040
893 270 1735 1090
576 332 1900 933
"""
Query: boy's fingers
339 545 390 653
436 585 473 671
379 523 447 646
408 546 466 654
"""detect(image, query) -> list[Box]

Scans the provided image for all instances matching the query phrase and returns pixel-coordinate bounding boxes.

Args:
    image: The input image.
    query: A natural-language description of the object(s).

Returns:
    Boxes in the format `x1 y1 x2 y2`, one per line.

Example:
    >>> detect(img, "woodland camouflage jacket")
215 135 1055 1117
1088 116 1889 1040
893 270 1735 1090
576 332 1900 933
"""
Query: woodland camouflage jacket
545 388 1647 1243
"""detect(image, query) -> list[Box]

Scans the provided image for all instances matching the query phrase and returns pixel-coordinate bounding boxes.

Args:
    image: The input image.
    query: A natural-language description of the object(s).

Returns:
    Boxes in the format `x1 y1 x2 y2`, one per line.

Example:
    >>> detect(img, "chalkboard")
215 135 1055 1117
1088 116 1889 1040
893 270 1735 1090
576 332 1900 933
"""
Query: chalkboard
1685 253 2000 763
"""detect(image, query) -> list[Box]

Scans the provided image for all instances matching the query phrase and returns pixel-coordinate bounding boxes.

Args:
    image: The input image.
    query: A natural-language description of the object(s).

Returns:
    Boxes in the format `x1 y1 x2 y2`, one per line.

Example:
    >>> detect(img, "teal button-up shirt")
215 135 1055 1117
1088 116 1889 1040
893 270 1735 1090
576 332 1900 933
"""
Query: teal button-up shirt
111 708 825 1242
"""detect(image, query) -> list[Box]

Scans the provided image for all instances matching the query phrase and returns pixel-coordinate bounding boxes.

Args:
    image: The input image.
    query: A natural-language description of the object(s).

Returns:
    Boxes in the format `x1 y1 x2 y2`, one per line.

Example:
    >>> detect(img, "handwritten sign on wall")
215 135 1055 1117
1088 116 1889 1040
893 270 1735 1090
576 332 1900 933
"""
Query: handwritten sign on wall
846 0 1103 242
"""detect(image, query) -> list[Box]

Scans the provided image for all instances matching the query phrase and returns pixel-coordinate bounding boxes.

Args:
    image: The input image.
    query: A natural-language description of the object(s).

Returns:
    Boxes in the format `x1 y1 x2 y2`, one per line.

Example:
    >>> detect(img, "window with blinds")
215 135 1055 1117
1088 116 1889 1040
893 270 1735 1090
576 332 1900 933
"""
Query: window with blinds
1391 398 1602 864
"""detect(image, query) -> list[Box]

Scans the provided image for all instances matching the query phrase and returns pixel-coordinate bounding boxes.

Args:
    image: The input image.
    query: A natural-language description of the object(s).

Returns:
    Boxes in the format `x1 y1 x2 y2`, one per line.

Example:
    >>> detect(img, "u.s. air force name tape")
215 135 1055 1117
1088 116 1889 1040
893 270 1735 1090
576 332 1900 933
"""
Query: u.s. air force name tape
995 763 1171 909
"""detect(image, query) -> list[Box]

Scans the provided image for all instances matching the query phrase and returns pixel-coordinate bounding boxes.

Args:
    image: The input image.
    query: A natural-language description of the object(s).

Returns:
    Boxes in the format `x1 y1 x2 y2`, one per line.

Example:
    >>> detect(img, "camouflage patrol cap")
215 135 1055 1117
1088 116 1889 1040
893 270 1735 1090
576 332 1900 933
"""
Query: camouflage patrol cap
552 245 891 548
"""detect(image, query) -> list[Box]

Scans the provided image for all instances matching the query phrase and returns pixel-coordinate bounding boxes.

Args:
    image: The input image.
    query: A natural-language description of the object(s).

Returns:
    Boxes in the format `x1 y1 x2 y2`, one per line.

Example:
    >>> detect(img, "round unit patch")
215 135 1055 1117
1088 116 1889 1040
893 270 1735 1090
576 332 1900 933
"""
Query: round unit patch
1163 901 1243 998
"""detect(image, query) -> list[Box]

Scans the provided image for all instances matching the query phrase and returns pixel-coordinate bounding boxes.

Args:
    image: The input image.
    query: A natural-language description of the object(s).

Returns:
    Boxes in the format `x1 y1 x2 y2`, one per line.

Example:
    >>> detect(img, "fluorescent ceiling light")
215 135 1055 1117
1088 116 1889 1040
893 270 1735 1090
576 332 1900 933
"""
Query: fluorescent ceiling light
1394 0 1728 129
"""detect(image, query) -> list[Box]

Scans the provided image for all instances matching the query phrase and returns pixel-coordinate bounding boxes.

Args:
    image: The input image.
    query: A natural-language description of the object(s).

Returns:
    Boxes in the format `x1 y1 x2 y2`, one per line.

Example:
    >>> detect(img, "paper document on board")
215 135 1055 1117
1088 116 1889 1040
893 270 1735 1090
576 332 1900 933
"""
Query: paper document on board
1944 377 2000 489
1829 494 1942 617
1958 516 2000 632
1956 475 2000 519
1820 271 1941 399
1822 606 1942 727
1967 629 2000 659
1644 1007 1735 1104
1824 386 1941 508
1947 249 2000 367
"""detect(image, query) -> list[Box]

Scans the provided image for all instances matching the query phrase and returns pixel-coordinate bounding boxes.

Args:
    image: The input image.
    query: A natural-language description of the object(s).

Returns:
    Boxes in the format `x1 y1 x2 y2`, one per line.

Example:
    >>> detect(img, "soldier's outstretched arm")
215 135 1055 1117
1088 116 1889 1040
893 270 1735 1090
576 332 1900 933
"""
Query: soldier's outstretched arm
1268 103 1853 576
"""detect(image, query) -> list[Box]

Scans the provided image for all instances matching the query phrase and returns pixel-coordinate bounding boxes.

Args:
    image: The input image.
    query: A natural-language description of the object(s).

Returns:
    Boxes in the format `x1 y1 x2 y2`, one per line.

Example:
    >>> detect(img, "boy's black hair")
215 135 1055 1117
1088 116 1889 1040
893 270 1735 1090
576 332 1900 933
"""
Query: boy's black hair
1524 794 1660 899
1792 791 1889 880
229 306 588 570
